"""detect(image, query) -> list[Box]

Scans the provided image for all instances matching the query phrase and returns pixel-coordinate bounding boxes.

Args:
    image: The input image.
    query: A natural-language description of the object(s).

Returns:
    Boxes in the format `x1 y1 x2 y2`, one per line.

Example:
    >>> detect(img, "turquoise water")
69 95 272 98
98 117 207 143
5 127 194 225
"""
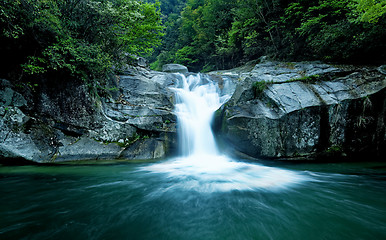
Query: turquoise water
1 160 386 240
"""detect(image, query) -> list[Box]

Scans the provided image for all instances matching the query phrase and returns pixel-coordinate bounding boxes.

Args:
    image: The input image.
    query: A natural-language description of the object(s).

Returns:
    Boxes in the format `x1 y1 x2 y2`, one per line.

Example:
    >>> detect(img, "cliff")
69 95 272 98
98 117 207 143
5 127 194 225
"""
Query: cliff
0 63 183 163
1 59 385 163
213 61 386 160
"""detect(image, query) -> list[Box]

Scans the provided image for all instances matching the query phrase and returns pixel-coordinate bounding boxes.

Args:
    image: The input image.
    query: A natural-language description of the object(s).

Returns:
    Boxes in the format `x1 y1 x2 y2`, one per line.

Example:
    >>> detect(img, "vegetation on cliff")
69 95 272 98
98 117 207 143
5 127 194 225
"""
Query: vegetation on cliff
151 0 386 72
0 0 163 92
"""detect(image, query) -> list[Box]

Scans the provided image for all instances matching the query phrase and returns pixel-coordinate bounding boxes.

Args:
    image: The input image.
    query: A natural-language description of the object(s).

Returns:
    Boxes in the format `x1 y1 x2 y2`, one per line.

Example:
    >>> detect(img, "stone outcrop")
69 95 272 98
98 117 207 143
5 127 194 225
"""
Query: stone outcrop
214 61 386 160
0 65 183 163
1 59 385 163
162 64 189 73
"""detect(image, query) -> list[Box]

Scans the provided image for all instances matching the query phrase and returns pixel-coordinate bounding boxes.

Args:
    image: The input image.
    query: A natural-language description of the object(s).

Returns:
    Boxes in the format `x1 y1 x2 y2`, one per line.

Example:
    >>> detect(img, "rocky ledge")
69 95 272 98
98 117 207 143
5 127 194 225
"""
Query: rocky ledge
213 61 386 160
0 64 188 163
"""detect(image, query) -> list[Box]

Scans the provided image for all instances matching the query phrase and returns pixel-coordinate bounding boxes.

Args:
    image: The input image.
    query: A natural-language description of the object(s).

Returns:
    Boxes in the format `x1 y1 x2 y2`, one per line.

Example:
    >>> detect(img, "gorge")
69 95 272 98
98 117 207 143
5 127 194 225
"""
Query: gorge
1 61 386 240
1 1 386 239
1 60 385 163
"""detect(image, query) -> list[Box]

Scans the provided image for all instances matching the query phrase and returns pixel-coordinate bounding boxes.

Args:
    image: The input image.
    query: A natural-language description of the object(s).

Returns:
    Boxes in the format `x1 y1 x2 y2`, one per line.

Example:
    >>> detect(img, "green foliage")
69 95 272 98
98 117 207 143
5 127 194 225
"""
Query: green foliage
252 81 272 98
0 0 164 90
326 145 344 156
151 0 385 71
353 0 386 23
289 75 320 83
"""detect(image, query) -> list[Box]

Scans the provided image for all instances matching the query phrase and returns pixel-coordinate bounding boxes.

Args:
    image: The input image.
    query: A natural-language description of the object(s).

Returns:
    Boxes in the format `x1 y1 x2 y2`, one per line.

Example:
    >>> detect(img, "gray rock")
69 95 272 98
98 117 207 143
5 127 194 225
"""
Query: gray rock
0 109 56 162
0 80 27 107
103 74 177 132
120 138 166 160
137 57 148 68
0 67 180 163
89 120 136 143
54 135 123 162
378 65 386 75
215 61 386 160
162 64 189 73
248 61 340 83
36 78 99 130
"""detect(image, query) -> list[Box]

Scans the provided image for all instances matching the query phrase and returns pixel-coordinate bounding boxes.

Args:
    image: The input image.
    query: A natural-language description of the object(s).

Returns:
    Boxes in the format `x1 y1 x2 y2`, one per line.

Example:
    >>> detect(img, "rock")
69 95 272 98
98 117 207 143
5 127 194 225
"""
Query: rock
35 78 100 130
378 65 386 75
162 64 189 73
0 113 57 162
248 61 340 83
120 138 166 160
215 61 386 160
54 135 123 162
0 79 27 107
89 120 136 143
137 57 148 68
0 67 180 163
103 74 177 132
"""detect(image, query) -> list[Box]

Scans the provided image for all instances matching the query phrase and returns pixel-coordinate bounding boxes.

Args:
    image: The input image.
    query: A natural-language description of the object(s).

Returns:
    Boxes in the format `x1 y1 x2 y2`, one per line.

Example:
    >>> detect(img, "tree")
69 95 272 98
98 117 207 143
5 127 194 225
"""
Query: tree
353 0 386 23
0 0 164 86
150 0 386 71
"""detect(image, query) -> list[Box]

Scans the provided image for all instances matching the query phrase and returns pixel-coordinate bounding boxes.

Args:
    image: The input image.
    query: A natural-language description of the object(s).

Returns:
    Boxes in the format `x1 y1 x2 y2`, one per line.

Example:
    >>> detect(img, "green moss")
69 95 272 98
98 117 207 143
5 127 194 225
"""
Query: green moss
326 145 343 154
288 74 320 83
50 151 60 162
252 81 273 98
282 62 296 69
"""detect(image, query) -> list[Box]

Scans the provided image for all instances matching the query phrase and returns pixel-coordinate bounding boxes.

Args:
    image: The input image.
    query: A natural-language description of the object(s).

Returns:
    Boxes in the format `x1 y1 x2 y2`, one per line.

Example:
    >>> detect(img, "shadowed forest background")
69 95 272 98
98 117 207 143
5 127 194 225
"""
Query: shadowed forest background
150 0 385 72
1 0 385 86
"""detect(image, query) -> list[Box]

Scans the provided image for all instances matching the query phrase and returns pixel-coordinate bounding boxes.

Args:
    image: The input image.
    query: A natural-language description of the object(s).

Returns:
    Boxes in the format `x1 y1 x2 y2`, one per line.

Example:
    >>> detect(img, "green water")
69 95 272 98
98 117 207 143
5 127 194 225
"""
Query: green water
1 159 386 240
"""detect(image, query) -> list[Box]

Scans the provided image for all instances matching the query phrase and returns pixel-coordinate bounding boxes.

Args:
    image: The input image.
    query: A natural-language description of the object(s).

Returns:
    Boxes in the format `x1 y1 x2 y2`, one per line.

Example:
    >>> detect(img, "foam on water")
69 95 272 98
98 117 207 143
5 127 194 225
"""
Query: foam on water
144 155 307 192
142 73 307 192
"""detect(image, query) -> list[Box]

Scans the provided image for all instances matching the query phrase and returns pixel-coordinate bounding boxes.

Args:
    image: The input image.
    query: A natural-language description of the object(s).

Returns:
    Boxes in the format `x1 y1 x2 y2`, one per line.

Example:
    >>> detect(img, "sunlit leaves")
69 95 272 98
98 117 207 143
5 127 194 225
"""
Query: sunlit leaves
0 0 164 86
353 0 386 23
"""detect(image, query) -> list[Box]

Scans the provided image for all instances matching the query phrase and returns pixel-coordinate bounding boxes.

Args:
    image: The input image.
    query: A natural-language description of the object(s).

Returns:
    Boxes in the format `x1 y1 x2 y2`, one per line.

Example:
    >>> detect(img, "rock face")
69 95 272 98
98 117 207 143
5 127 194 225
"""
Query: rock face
0 65 184 163
214 61 386 160
162 64 189 73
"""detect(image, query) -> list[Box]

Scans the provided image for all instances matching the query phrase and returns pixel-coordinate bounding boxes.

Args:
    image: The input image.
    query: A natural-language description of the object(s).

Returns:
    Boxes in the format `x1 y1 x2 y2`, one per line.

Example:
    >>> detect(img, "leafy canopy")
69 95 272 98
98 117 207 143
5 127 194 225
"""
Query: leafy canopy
0 0 164 85
150 0 385 72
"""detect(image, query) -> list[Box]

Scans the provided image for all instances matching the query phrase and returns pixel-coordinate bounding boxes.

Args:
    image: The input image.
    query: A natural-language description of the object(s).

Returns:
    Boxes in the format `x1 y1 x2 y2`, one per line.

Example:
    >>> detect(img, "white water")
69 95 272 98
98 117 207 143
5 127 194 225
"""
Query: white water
173 73 227 156
143 73 307 192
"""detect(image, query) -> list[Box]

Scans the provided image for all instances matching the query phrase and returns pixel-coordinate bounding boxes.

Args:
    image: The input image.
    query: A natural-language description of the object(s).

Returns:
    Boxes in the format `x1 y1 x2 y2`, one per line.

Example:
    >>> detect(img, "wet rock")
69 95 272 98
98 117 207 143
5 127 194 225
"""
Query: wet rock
215 62 386 160
0 69 179 163
102 74 177 133
120 138 166 160
54 135 123 162
162 64 189 73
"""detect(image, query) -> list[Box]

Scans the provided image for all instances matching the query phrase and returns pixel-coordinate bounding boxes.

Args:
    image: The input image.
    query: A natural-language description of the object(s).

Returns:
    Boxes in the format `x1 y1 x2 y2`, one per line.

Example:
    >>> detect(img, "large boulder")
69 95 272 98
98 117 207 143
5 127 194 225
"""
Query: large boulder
0 69 180 163
214 61 386 160
162 64 189 73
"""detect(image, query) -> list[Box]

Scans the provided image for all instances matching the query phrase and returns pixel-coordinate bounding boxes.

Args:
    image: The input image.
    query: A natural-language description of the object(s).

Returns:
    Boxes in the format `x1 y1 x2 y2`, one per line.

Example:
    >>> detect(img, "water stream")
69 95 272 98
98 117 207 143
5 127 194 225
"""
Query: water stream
1 74 386 239
143 73 307 192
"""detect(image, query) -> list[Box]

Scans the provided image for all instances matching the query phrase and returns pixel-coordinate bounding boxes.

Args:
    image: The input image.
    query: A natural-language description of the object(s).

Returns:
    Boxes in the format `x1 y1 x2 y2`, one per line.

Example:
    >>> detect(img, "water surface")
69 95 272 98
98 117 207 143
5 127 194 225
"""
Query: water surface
1 73 385 239
1 160 386 240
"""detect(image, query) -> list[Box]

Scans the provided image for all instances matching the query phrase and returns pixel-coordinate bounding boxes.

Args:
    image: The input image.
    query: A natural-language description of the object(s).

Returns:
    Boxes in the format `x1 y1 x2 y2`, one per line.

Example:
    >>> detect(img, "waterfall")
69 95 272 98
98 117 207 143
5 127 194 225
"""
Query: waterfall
142 73 307 192
172 73 231 156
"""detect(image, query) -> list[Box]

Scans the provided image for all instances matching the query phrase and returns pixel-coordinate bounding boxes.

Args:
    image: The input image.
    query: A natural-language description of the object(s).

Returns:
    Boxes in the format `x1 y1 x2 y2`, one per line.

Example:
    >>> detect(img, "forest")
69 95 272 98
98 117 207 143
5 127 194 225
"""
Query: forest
0 0 163 94
1 0 385 80
151 0 386 72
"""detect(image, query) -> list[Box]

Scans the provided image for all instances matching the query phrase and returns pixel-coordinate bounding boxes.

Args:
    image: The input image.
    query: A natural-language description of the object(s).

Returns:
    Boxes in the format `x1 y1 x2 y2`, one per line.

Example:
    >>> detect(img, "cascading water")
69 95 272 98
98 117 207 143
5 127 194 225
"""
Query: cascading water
143 73 307 192
173 73 227 156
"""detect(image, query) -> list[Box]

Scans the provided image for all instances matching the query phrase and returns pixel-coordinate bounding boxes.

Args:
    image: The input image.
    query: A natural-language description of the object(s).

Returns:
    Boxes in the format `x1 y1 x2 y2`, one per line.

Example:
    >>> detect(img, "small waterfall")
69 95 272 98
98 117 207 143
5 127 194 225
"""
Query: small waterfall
172 73 231 156
142 73 307 192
